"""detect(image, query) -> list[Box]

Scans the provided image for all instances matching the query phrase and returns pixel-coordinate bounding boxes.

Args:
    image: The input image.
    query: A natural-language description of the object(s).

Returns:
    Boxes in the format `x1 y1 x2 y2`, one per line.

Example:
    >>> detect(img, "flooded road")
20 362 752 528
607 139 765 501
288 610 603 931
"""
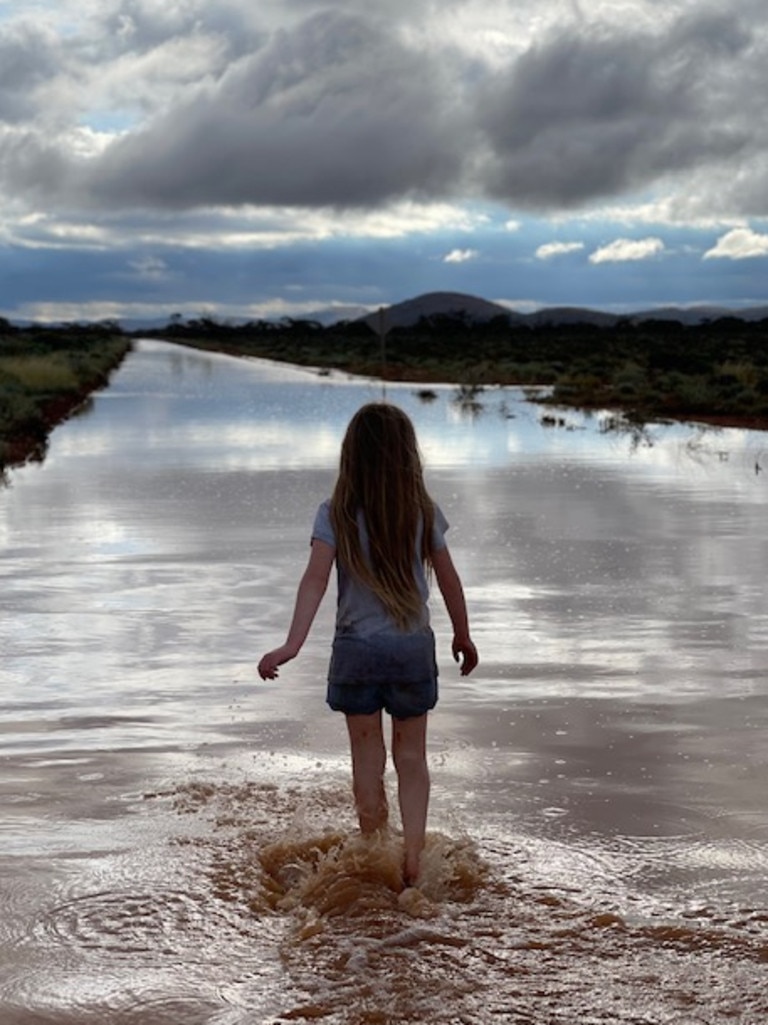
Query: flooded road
1 340 767 1023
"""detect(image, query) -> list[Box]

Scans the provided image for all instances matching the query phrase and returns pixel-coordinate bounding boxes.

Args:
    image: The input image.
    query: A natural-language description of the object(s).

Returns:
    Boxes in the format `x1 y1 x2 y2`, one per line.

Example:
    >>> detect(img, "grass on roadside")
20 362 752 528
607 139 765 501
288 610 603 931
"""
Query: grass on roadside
0 333 131 472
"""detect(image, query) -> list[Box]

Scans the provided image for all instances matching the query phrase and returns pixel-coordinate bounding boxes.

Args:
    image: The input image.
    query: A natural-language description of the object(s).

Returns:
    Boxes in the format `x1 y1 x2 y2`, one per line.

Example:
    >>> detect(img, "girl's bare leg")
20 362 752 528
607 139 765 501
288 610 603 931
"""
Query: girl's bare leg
392 713 429 886
345 711 388 834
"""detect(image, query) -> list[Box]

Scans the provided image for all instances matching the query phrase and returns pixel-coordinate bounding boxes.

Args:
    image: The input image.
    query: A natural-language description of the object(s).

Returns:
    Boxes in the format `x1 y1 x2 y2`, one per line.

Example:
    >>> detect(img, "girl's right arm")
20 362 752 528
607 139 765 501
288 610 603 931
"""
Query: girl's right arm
257 539 335 680
431 545 479 676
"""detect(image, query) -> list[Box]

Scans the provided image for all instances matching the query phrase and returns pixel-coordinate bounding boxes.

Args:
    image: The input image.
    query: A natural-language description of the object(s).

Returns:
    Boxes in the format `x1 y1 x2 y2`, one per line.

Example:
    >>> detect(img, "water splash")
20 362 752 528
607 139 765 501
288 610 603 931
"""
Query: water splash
161 779 488 927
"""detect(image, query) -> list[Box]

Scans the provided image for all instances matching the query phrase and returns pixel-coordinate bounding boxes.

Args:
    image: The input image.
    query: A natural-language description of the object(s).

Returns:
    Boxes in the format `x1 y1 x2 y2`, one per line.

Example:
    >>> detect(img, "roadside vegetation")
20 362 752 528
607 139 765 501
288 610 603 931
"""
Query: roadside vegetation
154 312 768 429
0 319 131 473
3 310 768 475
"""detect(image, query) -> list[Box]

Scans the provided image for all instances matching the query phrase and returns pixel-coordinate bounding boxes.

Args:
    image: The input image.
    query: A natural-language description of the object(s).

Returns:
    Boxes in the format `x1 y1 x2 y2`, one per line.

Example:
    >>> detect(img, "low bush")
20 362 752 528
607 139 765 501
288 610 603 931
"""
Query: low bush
0 333 131 471
1 355 79 393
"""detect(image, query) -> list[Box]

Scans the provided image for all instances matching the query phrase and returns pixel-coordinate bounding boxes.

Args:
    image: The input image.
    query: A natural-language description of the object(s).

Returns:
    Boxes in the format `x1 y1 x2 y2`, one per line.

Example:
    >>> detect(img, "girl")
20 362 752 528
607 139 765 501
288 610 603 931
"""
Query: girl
258 402 478 886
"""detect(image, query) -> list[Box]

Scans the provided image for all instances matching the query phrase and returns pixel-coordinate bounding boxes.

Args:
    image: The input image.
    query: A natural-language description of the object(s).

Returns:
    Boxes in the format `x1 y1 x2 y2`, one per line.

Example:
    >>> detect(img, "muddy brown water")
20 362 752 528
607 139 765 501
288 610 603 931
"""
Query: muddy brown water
1 340 767 1024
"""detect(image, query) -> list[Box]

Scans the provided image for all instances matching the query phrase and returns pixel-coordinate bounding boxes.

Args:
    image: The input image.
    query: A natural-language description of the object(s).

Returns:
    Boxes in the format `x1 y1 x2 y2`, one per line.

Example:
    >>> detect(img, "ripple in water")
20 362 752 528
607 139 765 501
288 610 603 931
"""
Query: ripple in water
2 778 767 1025
32 888 249 960
158 780 768 1023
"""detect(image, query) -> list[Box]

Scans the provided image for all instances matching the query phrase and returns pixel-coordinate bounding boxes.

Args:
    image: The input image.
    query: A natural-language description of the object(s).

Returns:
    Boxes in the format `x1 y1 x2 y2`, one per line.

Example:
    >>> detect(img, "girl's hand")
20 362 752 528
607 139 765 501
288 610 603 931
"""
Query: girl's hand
452 636 479 676
257 645 298 680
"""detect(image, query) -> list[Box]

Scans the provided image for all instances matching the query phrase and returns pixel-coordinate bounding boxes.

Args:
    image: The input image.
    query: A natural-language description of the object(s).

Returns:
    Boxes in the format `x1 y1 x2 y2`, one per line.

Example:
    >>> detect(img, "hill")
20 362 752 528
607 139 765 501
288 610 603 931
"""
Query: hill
355 293 768 330
361 292 519 332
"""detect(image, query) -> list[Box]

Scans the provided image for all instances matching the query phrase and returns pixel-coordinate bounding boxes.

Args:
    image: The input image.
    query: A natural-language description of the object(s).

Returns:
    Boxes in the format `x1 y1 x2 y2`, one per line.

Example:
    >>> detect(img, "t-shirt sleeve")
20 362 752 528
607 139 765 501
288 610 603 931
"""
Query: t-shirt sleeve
311 499 336 548
431 503 449 551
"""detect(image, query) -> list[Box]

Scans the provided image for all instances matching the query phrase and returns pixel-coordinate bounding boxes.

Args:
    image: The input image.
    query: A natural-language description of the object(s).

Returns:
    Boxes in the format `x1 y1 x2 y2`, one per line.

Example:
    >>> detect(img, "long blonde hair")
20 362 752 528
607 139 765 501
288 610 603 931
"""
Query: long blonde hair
330 403 436 630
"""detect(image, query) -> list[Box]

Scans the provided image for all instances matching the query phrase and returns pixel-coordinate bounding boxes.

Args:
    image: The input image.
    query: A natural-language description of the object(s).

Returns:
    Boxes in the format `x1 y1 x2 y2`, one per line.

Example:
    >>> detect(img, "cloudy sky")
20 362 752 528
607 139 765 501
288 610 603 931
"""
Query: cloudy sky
2 0 768 324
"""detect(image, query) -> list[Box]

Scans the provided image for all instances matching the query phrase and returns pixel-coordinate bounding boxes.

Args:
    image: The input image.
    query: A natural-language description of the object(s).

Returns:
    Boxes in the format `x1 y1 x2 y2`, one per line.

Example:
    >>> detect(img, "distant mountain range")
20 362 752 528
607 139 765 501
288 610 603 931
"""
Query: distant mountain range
357 291 768 330
27 291 766 333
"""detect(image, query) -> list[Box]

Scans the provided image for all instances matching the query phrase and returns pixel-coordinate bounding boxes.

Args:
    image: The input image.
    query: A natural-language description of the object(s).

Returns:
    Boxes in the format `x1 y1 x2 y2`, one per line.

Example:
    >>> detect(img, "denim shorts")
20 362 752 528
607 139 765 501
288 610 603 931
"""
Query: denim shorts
326 630 438 720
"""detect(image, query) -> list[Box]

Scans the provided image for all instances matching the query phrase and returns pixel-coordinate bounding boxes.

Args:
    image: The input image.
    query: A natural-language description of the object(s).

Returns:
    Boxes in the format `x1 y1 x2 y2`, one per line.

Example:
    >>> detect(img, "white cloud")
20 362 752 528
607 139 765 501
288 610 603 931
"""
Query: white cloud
7 215 110 250
1 199 488 254
15 299 174 324
589 237 665 264
13 294 360 325
443 248 479 263
578 195 745 230
127 255 171 279
703 227 768 260
535 241 585 260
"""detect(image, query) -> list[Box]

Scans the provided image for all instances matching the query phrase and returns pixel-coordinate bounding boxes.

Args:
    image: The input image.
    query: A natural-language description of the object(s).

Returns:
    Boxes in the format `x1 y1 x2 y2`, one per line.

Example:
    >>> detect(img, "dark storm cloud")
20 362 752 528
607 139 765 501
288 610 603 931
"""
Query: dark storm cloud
0 21 61 122
0 129 72 197
475 11 759 208
1 2 768 219
73 10 469 210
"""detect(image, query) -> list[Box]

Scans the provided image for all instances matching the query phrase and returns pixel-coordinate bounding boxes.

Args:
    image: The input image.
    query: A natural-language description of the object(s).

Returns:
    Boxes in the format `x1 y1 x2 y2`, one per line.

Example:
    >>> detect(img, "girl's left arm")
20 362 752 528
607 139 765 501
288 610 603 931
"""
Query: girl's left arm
431 544 479 676
257 539 335 680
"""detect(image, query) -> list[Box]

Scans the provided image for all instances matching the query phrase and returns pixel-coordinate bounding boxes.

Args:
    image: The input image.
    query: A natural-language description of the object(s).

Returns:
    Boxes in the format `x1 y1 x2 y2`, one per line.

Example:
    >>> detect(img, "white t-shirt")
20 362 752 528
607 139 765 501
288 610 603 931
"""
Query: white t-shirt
311 499 448 637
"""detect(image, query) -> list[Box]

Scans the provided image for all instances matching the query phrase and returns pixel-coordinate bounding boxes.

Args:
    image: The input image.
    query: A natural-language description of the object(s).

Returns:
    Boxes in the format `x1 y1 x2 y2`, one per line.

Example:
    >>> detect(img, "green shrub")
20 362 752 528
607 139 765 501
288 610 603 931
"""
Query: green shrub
718 361 759 388
1 335 130 471
0 355 79 393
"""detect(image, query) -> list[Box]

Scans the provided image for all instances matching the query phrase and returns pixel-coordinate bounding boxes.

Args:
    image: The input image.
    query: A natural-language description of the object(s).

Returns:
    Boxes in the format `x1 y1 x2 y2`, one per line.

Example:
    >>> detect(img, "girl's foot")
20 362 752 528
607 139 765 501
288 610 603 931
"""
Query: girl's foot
403 852 420 888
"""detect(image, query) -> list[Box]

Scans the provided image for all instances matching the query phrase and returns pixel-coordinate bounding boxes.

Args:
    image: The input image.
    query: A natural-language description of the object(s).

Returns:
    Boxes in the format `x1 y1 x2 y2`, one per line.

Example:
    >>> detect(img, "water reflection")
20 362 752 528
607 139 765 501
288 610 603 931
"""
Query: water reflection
1 340 767 1023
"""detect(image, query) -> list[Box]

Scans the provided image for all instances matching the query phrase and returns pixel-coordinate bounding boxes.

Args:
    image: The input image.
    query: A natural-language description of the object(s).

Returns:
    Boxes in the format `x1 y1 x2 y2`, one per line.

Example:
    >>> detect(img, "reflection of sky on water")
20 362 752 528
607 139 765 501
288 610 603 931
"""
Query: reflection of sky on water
4 343 766 748
2 339 768 902
45 341 767 485
2 346 767 695
2 338 768 932
3 339 768 700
